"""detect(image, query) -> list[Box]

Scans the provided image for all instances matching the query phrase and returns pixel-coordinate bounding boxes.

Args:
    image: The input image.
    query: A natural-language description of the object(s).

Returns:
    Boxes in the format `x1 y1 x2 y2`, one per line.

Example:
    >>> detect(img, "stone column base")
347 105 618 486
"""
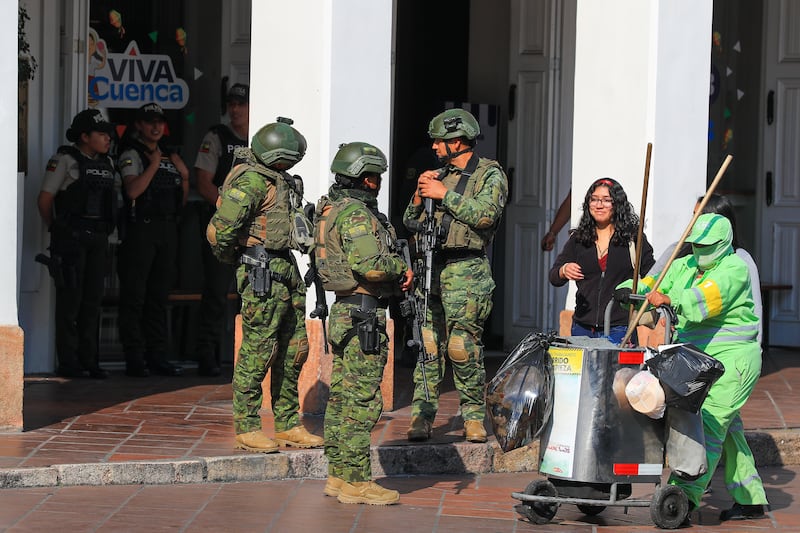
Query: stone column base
0 325 24 432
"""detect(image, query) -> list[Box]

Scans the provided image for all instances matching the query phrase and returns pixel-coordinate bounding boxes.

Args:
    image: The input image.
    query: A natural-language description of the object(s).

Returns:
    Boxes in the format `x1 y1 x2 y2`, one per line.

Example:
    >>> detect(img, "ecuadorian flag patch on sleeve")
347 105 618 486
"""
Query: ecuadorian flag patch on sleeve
119 157 134 169
227 188 247 203
199 141 211 154
45 158 58 172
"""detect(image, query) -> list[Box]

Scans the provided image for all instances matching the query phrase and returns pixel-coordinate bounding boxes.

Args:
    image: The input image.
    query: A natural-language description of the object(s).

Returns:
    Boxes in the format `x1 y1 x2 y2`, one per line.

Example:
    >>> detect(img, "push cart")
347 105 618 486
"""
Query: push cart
512 299 690 529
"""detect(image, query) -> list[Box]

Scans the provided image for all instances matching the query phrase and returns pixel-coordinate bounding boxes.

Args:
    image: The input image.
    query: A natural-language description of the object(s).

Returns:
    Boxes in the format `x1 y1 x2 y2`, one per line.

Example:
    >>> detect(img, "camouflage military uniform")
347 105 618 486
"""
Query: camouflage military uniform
316 186 406 482
207 151 309 436
402 155 508 426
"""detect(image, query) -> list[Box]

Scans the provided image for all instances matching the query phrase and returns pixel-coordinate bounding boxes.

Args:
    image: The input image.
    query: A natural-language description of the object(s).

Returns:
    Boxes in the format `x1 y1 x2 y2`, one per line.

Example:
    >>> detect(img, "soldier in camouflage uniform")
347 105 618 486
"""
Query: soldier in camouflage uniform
315 142 412 505
207 117 323 453
403 109 508 443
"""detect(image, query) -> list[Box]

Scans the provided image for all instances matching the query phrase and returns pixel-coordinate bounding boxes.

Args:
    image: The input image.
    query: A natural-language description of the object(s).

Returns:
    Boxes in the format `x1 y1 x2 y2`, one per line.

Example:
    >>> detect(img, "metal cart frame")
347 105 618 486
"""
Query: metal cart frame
512 299 689 529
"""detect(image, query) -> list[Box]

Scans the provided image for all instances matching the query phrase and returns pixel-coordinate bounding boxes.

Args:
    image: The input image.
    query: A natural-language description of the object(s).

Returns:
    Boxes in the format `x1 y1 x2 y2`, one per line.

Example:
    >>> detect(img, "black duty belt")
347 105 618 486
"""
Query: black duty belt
68 217 112 233
129 214 178 223
436 249 486 265
335 294 388 310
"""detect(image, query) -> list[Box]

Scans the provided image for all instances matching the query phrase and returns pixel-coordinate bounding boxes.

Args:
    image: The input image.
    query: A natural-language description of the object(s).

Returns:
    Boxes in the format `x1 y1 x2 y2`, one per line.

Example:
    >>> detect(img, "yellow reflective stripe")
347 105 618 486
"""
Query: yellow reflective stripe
697 279 723 317
641 275 657 291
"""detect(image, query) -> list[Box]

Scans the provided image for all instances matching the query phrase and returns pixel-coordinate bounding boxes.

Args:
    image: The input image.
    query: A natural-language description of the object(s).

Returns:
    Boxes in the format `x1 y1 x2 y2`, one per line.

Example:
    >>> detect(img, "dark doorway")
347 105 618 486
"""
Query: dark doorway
389 1 470 235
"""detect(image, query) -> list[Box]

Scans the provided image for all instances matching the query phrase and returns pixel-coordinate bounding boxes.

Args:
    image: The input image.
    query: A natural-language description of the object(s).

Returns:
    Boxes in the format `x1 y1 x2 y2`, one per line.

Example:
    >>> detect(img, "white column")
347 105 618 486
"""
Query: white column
1 0 23 430
1 0 19 324
570 0 713 257
249 2 395 412
250 0 393 214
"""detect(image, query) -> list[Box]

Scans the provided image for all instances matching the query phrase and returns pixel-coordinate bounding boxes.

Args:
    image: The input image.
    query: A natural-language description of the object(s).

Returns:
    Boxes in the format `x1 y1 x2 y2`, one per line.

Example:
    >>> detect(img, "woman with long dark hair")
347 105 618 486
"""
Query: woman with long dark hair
548 177 654 344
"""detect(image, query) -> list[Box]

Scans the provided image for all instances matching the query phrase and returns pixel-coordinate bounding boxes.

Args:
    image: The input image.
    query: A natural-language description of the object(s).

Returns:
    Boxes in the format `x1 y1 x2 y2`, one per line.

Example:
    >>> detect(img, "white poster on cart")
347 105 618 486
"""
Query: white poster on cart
539 346 584 478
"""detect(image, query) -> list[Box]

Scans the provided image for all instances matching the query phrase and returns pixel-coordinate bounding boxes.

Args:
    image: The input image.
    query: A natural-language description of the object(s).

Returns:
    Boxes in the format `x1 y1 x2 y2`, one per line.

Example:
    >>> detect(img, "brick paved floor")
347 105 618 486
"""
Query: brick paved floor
2 348 797 470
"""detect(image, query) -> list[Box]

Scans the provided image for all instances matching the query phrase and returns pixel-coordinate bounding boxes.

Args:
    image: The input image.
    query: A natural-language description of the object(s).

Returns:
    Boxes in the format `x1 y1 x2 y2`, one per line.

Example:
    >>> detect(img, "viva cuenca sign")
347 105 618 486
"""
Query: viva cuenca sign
88 41 189 109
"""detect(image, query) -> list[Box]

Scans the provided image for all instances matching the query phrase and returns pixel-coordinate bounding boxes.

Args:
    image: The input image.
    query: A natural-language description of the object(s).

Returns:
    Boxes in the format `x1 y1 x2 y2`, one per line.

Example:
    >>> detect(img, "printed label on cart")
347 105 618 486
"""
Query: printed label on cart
540 347 584 478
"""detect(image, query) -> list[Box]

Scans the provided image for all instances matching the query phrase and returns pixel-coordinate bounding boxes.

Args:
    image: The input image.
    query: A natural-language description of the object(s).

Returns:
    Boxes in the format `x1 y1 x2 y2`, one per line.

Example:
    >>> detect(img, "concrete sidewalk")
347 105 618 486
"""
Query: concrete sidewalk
0 348 798 489
2 468 799 531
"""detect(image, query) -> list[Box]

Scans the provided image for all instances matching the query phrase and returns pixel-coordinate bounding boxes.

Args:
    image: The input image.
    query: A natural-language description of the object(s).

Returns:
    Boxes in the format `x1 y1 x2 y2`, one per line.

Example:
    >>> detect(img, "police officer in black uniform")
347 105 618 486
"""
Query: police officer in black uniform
117 103 189 377
37 109 117 378
192 83 250 376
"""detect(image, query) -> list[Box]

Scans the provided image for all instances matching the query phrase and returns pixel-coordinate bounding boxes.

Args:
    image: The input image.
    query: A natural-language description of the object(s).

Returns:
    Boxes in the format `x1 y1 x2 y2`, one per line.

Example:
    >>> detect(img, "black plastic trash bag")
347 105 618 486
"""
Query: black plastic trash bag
645 343 725 413
486 333 555 452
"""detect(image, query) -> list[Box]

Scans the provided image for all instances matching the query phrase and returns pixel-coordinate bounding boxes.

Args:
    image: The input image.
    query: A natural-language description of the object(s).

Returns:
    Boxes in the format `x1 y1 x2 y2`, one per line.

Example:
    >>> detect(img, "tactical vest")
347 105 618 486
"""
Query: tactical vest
314 195 398 298
220 158 307 252
209 124 247 187
54 145 115 225
434 156 504 251
125 142 183 220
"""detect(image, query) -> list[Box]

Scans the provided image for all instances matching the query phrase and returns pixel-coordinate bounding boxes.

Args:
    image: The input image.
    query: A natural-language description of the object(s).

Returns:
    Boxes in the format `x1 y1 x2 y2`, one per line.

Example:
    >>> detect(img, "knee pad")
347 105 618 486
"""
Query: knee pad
292 337 309 368
422 328 438 356
447 335 469 363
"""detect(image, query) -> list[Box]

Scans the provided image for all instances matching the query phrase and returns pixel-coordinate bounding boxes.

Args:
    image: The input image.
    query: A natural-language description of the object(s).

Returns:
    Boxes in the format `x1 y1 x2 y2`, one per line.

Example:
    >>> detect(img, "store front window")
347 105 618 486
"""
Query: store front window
87 1 250 364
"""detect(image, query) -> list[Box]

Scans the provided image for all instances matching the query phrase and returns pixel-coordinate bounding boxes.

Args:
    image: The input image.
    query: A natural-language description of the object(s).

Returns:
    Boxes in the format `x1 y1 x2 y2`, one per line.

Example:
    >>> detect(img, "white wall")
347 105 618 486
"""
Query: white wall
1 1 19 326
18 0 66 372
250 0 393 215
571 0 712 259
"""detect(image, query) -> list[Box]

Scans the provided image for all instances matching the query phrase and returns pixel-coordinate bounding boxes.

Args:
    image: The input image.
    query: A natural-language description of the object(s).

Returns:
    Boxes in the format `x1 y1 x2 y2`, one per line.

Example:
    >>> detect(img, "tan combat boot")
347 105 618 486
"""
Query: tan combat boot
235 430 279 453
337 481 400 505
464 420 487 443
324 476 345 497
406 417 432 442
274 425 324 448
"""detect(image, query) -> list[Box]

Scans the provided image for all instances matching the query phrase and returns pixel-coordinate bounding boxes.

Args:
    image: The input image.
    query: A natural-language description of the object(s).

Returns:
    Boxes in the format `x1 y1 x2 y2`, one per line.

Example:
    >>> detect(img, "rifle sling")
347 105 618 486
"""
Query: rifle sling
438 153 480 241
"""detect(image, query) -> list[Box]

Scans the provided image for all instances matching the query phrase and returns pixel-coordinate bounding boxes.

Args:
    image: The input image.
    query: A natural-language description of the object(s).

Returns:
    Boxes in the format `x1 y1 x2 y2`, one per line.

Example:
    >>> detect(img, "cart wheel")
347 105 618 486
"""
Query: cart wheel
517 479 558 524
577 504 606 516
650 485 689 529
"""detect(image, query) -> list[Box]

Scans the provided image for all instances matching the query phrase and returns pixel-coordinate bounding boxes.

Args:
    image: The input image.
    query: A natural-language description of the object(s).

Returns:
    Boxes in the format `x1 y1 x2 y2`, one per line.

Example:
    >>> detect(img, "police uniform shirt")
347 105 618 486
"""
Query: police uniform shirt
118 148 146 179
41 146 119 194
194 127 246 175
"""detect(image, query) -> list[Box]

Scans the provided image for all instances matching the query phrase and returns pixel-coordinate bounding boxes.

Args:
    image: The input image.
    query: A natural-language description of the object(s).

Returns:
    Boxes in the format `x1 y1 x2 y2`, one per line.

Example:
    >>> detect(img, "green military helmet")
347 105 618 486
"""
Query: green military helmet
251 117 307 168
428 108 480 140
330 141 388 178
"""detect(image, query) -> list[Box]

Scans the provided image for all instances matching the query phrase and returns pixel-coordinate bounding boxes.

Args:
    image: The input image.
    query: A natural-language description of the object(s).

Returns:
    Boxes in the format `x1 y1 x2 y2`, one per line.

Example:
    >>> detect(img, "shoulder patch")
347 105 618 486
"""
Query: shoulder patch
227 188 248 202
199 141 211 154
119 157 134 169
344 225 370 239
45 158 58 173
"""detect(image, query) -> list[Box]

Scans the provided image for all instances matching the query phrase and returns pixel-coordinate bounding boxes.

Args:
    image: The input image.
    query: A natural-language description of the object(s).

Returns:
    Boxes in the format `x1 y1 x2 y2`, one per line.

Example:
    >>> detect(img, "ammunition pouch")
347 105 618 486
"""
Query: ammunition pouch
240 245 291 297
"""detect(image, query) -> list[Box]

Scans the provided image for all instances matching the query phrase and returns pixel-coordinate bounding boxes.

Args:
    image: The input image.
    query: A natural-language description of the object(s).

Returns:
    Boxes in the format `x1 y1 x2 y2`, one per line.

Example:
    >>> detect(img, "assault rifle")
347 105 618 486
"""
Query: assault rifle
397 239 434 401
405 195 438 326
303 203 329 353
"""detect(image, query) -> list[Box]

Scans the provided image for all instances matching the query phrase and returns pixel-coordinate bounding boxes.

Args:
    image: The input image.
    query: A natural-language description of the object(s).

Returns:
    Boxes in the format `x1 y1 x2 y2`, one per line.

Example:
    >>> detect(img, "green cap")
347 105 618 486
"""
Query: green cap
686 213 733 245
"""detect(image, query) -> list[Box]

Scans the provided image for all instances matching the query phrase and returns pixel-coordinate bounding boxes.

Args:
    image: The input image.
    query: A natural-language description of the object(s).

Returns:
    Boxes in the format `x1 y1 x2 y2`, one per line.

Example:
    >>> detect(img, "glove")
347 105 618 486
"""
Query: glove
613 287 633 305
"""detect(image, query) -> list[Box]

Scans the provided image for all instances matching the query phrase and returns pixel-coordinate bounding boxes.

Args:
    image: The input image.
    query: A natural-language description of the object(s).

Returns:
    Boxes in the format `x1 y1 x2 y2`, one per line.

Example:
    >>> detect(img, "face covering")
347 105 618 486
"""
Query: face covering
692 241 732 270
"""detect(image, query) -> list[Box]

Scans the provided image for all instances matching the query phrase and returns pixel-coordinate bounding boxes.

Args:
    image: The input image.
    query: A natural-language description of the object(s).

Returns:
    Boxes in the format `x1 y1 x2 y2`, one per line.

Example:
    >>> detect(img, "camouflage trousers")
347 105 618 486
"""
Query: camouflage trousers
324 301 388 482
411 256 495 423
232 261 308 435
